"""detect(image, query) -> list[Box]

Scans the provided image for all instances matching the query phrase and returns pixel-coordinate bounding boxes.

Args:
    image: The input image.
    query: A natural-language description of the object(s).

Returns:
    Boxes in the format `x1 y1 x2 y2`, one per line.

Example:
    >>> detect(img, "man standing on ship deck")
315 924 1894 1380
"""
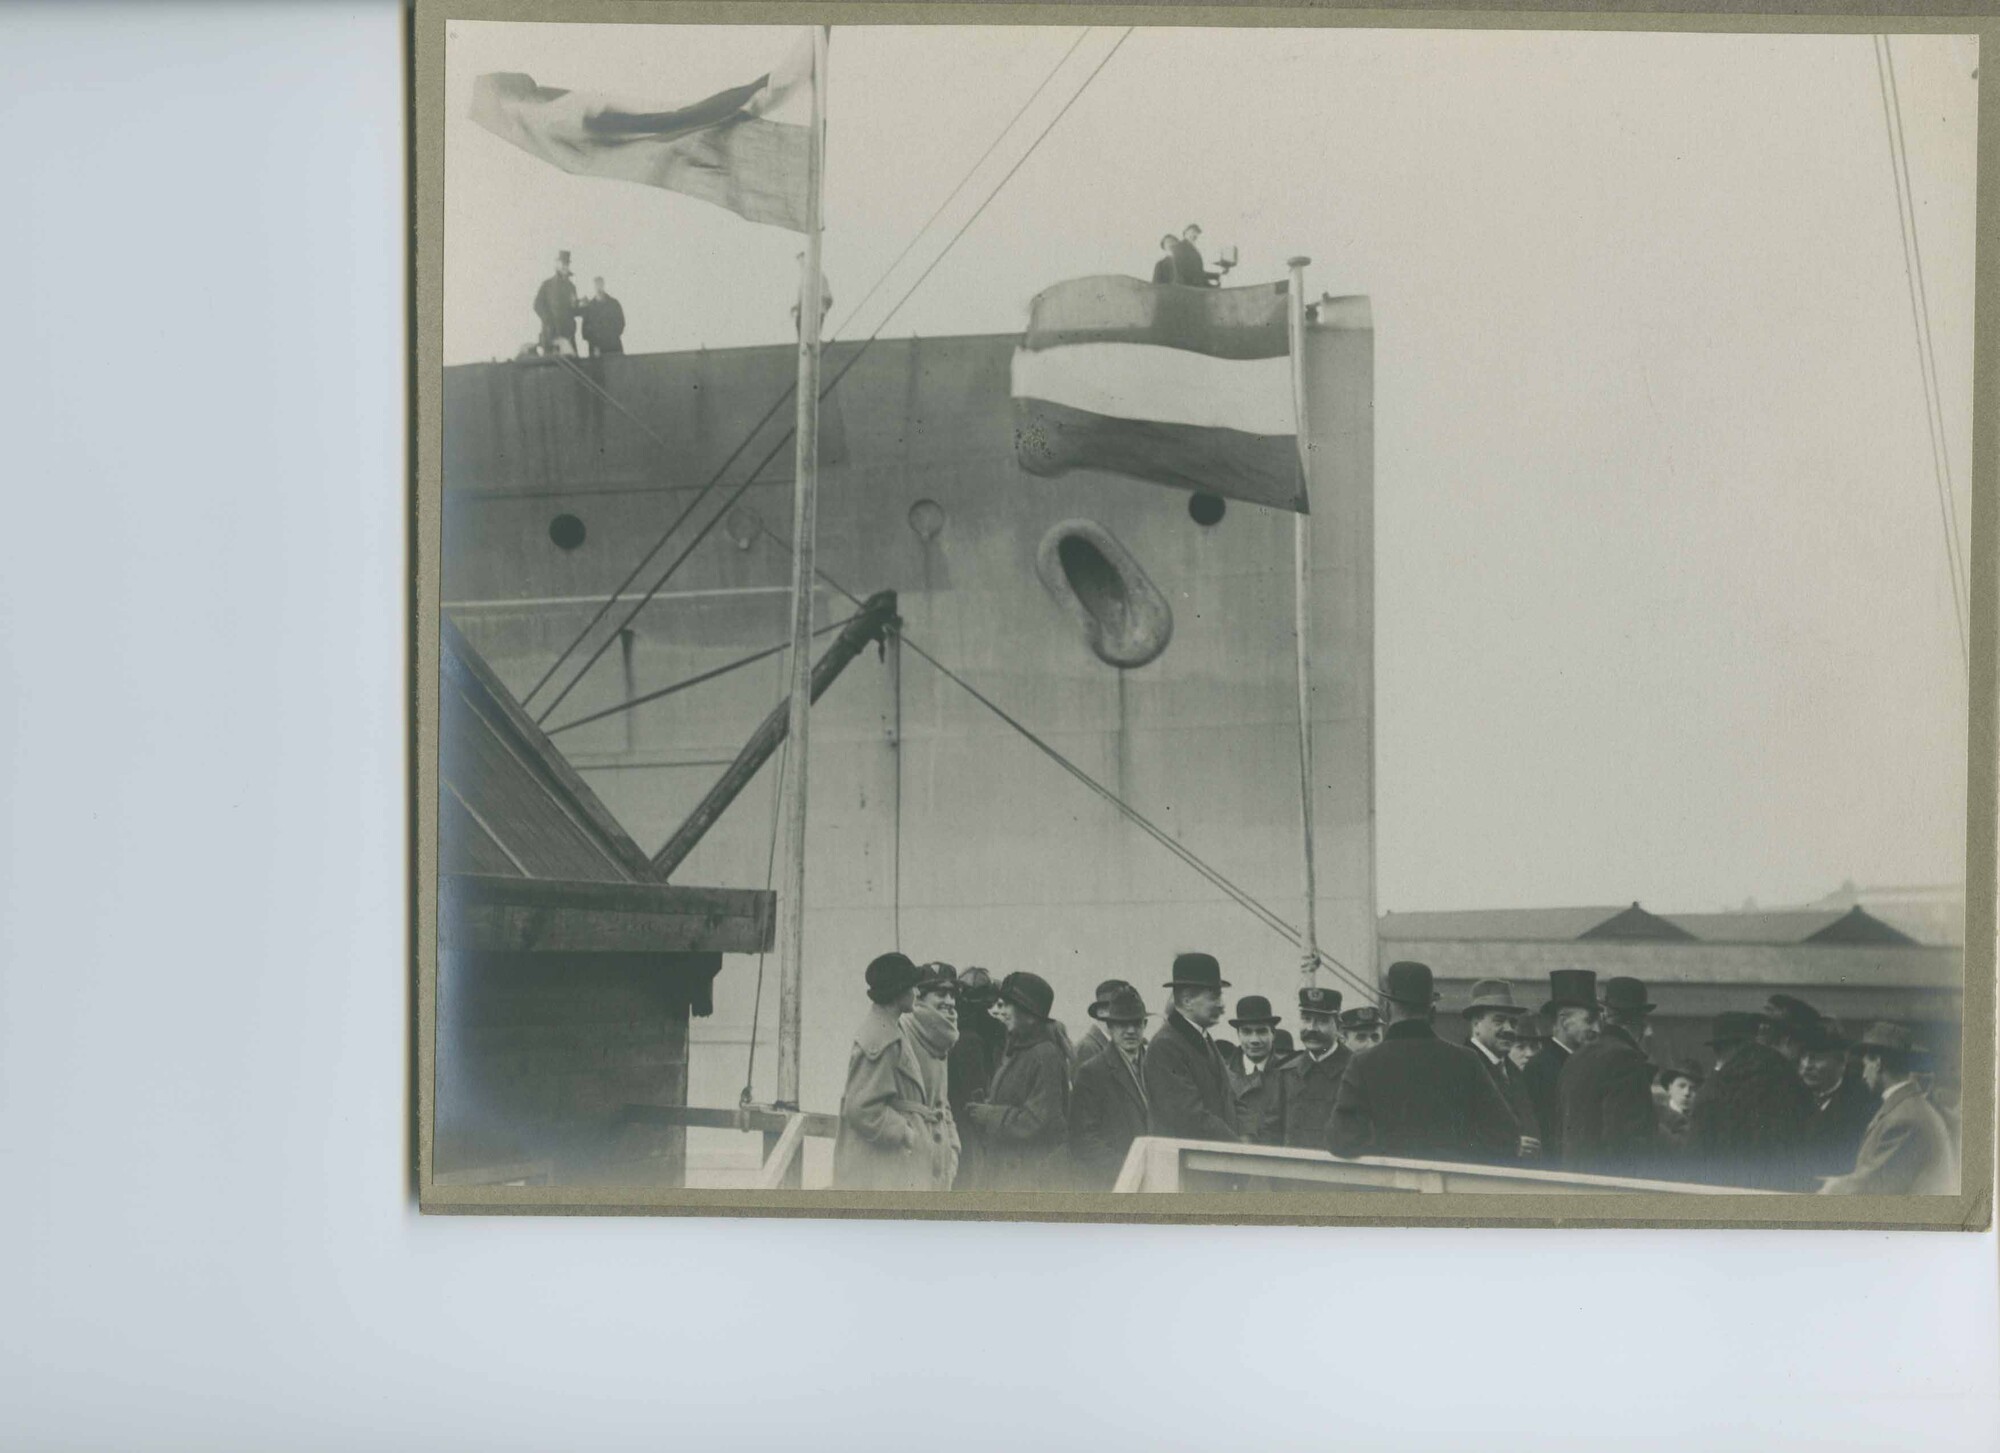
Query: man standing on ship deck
1142 953 1243 1143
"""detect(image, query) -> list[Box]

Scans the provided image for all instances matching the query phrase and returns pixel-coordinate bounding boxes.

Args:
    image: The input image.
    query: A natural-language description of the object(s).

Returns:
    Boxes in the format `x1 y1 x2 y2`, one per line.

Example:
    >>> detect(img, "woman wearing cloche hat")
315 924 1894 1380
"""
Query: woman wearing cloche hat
961 971 1072 1191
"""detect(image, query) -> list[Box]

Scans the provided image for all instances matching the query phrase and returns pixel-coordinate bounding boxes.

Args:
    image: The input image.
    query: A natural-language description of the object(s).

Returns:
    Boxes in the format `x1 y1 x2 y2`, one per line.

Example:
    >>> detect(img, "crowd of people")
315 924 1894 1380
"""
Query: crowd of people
834 951 1959 1195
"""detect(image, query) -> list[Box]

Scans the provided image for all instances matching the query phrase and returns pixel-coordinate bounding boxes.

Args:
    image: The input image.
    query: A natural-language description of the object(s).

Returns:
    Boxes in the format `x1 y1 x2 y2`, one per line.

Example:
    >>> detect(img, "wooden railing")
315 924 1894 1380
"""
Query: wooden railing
618 1102 839 1189
1111 1137 1775 1195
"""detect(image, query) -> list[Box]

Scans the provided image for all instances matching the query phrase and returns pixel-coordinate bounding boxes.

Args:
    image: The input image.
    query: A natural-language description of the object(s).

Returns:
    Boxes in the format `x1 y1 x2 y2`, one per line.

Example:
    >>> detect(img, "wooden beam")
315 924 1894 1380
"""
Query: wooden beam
442 875 773 955
651 590 898 879
619 1102 839 1139
755 1113 811 1190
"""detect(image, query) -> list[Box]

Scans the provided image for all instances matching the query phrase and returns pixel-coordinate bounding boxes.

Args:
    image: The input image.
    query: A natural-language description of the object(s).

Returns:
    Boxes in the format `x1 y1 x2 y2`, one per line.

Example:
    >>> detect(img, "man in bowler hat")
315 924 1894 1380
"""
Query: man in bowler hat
1327 962 1520 1164
1461 980 1541 1158
1272 986 1354 1148
1686 1010 1813 1191
1068 985 1153 1188
1557 977 1661 1177
1819 1022 1955 1194
1521 969 1600 1163
1076 979 1140 1070
1219 995 1287 1143
1142 953 1244 1142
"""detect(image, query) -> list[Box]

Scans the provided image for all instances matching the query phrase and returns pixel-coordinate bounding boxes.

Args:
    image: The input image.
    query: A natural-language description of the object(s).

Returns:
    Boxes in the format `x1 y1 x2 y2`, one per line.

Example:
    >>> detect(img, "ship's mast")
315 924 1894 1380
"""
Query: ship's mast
774 25 829 1111
1286 256 1320 988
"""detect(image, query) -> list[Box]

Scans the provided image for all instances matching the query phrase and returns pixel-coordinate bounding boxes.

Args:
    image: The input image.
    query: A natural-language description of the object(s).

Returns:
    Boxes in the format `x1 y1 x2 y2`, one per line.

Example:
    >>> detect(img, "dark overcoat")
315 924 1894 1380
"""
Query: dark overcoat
534 272 578 346
580 294 625 353
1471 1042 1541 1148
1275 1045 1351 1149
1819 1082 1956 1194
1219 1043 1286 1145
1326 1019 1520 1163
1169 237 1218 287
1142 1010 1240 1142
1686 1042 1814 1191
1068 1045 1150 1189
964 1023 1070 1191
1520 1040 1572 1161
1556 1025 1659 1177
1802 1072 1880 1179
947 1015 1003 1190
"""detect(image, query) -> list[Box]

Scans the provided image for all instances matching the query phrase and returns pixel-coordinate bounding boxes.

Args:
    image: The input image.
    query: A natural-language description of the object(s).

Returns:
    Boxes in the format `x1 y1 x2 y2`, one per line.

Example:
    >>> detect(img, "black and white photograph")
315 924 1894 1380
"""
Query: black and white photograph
420 16 1986 1216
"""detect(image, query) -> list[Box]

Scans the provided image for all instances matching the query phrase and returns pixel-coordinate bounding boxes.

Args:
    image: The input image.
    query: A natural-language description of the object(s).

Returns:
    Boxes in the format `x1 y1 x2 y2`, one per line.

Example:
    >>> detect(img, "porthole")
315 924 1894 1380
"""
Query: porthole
1035 520 1173 669
548 514 586 550
724 505 761 552
1188 492 1227 527
908 498 945 542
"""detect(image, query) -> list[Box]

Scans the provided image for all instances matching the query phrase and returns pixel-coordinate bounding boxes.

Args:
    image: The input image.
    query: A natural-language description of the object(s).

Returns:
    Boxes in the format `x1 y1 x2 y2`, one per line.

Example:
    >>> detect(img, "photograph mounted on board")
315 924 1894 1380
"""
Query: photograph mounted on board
415 12 1989 1223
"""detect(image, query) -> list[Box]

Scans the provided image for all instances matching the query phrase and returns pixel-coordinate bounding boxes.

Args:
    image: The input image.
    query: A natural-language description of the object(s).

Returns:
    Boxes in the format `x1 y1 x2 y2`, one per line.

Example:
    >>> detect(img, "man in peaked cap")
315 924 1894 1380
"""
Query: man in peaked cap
1142 953 1244 1143
1686 1008 1814 1191
1521 969 1600 1165
946 967 1005 1189
1820 1022 1956 1194
1076 979 1141 1071
1557 977 1661 1178
1219 995 1286 1145
1068 985 1153 1188
1798 1017 1879 1179
1461 980 1541 1159
1326 962 1520 1164
1273 985 1353 1148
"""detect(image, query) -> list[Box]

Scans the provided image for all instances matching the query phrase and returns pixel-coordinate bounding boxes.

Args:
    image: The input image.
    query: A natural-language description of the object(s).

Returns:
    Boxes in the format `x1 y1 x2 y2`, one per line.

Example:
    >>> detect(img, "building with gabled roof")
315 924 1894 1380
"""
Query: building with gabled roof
1380 894 1963 1079
434 616 774 1190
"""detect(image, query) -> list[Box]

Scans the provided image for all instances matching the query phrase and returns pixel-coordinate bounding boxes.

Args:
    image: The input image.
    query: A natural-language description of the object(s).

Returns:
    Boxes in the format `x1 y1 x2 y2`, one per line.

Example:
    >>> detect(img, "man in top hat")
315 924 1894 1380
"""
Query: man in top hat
1557 977 1661 1178
833 952 940 1190
1218 995 1287 1144
1461 980 1541 1159
1819 1022 1955 1194
1326 962 1519 1164
1798 1018 1879 1179
1069 985 1153 1188
1685 1009 1814 1191
1272 987 1356 1148
1521 969 1601 1164
533 250 580 356
1142 953 1244 1143
1076 979 1141 1070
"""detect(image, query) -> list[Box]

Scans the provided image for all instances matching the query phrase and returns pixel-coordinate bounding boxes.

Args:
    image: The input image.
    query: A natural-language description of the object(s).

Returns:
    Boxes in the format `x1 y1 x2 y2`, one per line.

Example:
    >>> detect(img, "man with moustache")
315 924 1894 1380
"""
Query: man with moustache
1075 979 1141 1070
1521 969 1601 1163
1557 977 1661 1178
1460 980 1541 1160
1799 1018 1880 1179
1273 987 1362 1149
1142 952 1243 1143
1068 984 1153 1188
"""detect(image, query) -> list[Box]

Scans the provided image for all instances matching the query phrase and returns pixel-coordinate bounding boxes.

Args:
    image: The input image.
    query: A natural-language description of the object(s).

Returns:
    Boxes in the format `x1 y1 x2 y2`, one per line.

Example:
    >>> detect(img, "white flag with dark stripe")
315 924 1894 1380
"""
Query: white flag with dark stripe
469 36 813 232
1011 275 1307 513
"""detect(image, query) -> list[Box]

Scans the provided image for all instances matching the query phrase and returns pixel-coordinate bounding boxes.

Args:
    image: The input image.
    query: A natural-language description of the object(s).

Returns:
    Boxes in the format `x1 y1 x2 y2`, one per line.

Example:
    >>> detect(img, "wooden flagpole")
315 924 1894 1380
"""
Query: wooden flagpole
775 26 828 1112
1286 256 1320 989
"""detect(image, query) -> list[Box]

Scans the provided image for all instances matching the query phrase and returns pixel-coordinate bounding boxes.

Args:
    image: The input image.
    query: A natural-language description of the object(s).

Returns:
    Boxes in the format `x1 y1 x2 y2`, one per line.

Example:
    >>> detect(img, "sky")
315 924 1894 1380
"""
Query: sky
444 23 1978 913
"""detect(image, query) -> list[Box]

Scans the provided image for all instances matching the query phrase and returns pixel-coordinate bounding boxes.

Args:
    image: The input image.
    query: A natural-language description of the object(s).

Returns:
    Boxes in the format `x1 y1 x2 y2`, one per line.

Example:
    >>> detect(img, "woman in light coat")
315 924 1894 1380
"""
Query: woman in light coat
834 953 941 1192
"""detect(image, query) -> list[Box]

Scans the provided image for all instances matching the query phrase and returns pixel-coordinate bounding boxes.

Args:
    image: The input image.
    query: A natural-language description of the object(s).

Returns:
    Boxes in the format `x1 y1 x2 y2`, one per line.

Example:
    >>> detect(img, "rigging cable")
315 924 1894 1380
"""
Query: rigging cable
523 28 1126 718
1872 33 1969 671
754 521 1382 1006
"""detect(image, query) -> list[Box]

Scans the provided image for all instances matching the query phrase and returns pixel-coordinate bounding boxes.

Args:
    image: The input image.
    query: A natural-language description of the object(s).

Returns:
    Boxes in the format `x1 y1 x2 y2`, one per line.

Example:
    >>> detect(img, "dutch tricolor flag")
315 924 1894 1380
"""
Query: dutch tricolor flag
1011 275 1308 513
